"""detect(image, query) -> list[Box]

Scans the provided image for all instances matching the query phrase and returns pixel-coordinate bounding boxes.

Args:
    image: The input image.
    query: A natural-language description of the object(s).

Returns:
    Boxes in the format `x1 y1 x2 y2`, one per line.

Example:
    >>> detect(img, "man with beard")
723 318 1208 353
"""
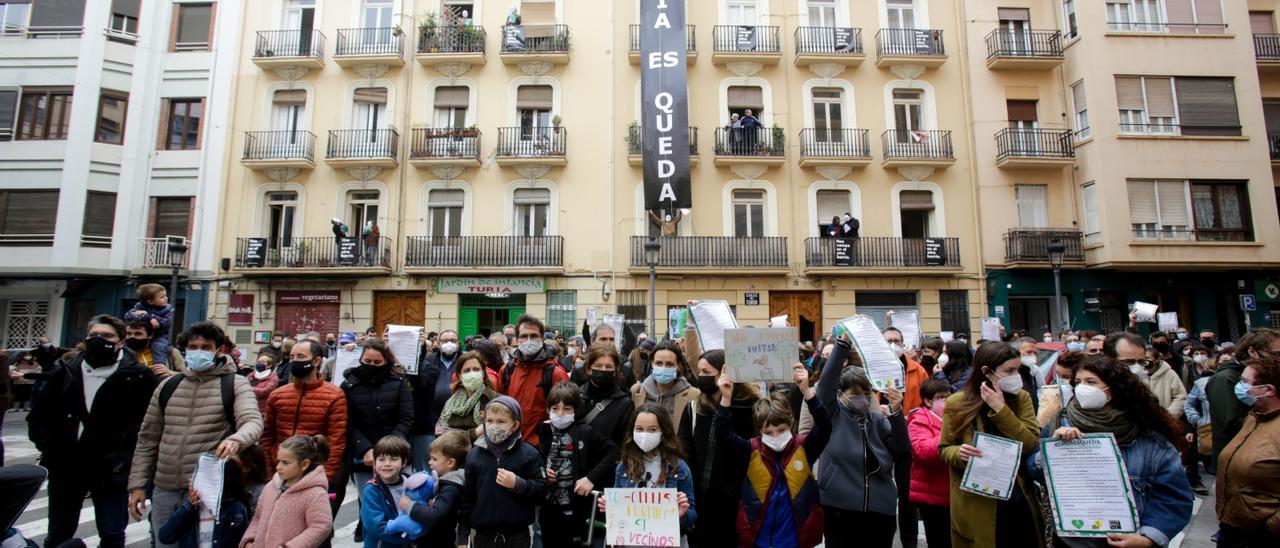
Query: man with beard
498 315 569 445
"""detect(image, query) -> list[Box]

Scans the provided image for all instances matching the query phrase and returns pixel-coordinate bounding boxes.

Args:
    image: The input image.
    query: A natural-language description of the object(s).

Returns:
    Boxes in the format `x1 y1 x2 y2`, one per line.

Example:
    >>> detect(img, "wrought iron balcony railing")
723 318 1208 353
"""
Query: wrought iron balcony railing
405 236 564 268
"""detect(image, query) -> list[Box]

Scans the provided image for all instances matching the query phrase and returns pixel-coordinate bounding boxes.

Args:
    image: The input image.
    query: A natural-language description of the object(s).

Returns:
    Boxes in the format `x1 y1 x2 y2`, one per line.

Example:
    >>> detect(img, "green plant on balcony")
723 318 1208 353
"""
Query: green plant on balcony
419 11 440 51
626 121 640 152
551 114 562 134
770 127 786 155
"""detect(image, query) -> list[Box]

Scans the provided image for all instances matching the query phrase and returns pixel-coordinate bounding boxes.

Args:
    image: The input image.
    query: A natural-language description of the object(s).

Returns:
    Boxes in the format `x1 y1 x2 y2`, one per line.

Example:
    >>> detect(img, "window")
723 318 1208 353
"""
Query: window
4 300 50 348
174 3 213 51
434 86 469 129
363 0 392 28
81 191 116 247
0 89 17 141
1175 77 1240 136
28 0 84 36
1127 179 1192 239
855 291 917 329
817 189 852 237
285 0 315 32
998 8 1031 52
95 90 128 144
1109 0 1224 33
444 1 475 24
1129 179 1253 242
265 191 297 249
1016 185 1048 228
353 87 388 131
348 191 380 233
1190 181 1252 241
899 189 934 238
272 89 306 133
151 197 191 238
513 188 550 237
0 1 31 36
427 189 464 239
1264 99 1280 156
808 0 837 27
812 88 843 141
1082 182 1101 244
109 0 139 37
892 89 924 140
17 87 73 140
546 290 576 336
164 98 203 150
1007 100 1038 129
886 0 916 30
1251 11 1276 34
1071 80 1090 140
726 0 759 25
1107 0 1162 32
516 85 552 135
0 189 60 245
1115 76 1240 136
1063 0 1078 38
940 290 970 335
616 290 648 335
727 85 764 120
732 189 766 237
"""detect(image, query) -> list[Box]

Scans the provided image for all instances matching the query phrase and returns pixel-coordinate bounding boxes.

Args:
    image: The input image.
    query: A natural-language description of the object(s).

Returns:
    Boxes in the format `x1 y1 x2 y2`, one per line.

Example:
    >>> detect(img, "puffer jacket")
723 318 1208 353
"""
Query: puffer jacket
1146 362 1187 420
262 378 348 481
248 371 278 416
340 365 413 470
906 406 948 507
129 360 263 492
241 466 333 548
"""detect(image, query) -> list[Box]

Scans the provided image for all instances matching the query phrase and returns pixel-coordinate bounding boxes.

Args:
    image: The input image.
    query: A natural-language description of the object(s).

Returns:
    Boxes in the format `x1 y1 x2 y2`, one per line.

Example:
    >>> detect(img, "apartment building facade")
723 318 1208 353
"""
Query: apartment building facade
0 0 238 345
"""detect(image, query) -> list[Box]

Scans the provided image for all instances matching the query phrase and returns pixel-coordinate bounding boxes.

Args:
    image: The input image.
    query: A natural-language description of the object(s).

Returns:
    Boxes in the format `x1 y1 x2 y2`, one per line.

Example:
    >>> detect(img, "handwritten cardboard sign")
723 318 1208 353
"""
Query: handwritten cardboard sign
725 328 797 382
605 488 681 547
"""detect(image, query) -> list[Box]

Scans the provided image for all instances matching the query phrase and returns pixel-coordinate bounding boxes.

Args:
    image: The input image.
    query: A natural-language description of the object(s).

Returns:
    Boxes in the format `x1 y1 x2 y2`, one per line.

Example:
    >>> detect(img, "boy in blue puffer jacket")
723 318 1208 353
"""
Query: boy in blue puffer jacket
360 436 415 548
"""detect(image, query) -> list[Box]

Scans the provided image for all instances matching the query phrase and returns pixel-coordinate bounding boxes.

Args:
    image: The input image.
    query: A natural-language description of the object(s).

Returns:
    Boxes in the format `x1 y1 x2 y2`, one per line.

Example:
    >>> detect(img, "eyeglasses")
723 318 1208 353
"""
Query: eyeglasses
1118 358 1152 369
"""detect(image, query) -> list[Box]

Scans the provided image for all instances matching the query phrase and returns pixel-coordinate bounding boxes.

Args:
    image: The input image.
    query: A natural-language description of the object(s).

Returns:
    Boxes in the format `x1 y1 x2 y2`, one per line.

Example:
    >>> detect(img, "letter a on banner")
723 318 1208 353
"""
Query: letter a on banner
640 0 692 211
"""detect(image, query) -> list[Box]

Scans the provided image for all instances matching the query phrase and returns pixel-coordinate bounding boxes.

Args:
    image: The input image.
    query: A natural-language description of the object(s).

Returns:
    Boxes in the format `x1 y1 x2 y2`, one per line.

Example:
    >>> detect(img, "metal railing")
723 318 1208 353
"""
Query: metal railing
1107 21 1227 34
876 28 945 56
326 129 399 160
1269 131 1280 159
409 128 481 160
630 236 789 268
236 236 392 269
499 24 570 53
243 130 316 162
405 236 564 268
800 128 871 158
995 128 1074 161
25 26 84 39
1003 230 1084 263
714 127 785 156
794 26 863 55
138 238 191 269
418 25 486 54
882 130 954 160
336 27 402 57
254 29 326 59
1132 228 1252 242
628 24 696 52
1255 34 1280 60
712 25 781 53
626 125 698 156
0 234 55 246
804 237 961 267
984 29 1062 59
496 127 566 158
1119 123 1241 137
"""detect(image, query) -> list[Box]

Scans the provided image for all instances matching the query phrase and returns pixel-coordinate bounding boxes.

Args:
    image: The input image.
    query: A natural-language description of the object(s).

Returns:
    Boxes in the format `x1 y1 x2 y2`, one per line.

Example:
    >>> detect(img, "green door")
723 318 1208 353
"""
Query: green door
458 307 478 339
457 295 527 338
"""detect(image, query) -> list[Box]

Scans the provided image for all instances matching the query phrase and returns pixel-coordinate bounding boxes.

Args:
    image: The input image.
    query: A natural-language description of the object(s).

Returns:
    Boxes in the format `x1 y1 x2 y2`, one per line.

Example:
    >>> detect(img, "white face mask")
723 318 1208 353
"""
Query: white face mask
1020 355 1038 368
889 343 904 358
566 347 577 358
937 353 950 367
762 431 793 452
440 342 459 356
1074 384 1109 410
1043 336 1053 343
633 431 662 453
549 412 574 431
1192 354 1209 365
1129 364 1150 382
995 373 1023 395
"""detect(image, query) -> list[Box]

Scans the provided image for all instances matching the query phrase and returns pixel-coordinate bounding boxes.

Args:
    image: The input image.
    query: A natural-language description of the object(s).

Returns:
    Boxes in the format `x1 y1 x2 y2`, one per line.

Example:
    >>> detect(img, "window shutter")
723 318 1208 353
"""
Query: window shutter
1127 180 1158 225
1006 100 1039 122
1143 77 1175 118
273 89 306 105
152 197 191 238
1193 0 1224 31
29 0 86 30
998 8 1030 21
1263 100 1280 133
112 0 139 18
1072 82 1087 113
1156 181 1190 227
81 191 116 237
1115 77 1145 111
816 190 849 220
0 90 16 137
1016 185 1048 227
514 188 550 204
429 189 465 207
900 190 935 211
1 190 59 234
727 86 764 110
176 3 212 45
516 85 553 109
354 87 388 104
1174 77 1241 136
1082 183 1100 236
1251 12 1276 34
521 0 556 25
434 86 469 109
1165 0 1195 32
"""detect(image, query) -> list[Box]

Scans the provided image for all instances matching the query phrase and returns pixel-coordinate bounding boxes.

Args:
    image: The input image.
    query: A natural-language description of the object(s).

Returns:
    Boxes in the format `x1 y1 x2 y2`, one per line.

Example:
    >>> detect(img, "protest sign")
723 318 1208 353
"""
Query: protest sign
605 488 681 547
725 328 797 382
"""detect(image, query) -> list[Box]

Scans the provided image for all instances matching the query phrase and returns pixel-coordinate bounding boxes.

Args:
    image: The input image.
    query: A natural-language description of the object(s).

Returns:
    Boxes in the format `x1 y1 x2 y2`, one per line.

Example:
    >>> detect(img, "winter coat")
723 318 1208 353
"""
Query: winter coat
28 351 157 475
406 351 444 436
359 474 413 548
262 378 348 481
578 381 635 446
497 343 570 446
1146 362 1188 420
407 469 465 548
1217 407 1280 535
630 375 699 429
158 497 250 548
678 397 758 508
902 358 929 412
535 420 621 532
455 437 548 543
240 466 333 548
129 360 263 492
614 458 698 531
907 406 949 507
341 365 414 471
131 301 174 333
1185 376 1211 428
1207 360 1251 461
1037 384 1065 427
248 371 278 416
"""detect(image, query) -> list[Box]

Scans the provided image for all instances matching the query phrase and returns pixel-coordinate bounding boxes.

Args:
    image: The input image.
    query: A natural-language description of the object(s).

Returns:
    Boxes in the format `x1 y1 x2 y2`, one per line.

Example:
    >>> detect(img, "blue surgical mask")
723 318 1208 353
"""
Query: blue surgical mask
1066 342 1086 353
1235 380 1258 407
186 350 217 372
651 365 678 384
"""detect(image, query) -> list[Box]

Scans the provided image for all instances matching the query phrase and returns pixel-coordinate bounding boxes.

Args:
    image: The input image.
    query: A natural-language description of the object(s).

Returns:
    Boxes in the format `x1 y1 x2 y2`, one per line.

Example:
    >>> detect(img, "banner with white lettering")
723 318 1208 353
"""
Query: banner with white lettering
640 0 692 210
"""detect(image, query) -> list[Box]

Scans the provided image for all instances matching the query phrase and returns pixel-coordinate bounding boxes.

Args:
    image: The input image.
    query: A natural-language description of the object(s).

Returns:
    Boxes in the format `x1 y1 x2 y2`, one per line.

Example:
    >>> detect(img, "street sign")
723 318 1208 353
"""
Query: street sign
1241 294 1257 312
1258 281 1280 303
744 292 760 306
994 305 1006 318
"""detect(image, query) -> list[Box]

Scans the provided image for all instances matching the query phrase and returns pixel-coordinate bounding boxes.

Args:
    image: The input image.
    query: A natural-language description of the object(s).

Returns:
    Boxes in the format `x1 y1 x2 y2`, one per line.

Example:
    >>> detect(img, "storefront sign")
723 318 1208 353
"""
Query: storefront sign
1258 281 1280 303
337 237 359 266
276 290 342 304
243 238 267 268
744 292 760 306
834 238 855 266
228 294 254 325
640 0 692 211
437 277 546 295
924 238 946 266
1083 289 1102 313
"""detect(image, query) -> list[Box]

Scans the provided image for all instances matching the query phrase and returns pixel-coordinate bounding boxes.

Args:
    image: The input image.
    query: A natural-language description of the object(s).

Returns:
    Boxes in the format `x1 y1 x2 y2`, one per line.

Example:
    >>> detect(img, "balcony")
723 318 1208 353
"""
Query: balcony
405 236 564 274
629 236 790 273
234 237 393 274
136 238 191 271
628 25 697 65
325 129 399 168
241 131 316 170
804 237 962 271
334 27 405 67
499 24 570 64
626 124 699 166
417 25 486 66
985 30 1063 70
875 28 946 69
994 128 1075 168
1255 34 1280 71
495 127 566 166
1004 229 1085 265
713 127 786 166
798 128 871 167
253 30 326 70
881 130 955 168
408 128 482 167
712 25 782 65
1269 131 1280 164
794 27 864 66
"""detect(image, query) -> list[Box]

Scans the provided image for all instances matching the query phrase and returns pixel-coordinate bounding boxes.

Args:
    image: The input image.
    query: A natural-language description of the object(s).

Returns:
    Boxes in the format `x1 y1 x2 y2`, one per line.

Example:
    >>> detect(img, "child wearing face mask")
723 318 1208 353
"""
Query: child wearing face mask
711 363 831 548
536 381 620 547
907 380 953 548
456 396 547 548
241 435 333 548
598 403 697 546
248 354 279 416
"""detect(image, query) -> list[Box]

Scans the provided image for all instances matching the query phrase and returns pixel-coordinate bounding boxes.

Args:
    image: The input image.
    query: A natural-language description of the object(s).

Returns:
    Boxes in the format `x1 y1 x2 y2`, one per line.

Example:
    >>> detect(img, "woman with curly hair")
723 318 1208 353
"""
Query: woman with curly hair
1036 355 1194 548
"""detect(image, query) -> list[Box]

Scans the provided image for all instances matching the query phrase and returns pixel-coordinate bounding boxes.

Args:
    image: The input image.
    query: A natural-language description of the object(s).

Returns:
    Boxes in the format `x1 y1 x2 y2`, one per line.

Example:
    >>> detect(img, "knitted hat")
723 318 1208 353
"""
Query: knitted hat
639 339 656 351
488 395 523 424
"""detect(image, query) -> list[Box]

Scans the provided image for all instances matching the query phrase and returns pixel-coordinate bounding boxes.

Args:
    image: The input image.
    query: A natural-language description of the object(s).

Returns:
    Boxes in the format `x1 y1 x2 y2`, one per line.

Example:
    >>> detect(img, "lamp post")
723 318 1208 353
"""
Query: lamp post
166 236 189 344
1047 237 1066 338
644 237 662 339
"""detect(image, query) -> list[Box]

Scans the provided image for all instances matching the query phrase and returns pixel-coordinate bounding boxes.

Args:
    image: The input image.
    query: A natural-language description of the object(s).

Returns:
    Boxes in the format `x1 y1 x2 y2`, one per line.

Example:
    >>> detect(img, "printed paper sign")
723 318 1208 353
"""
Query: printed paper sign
725 328 797 382
1133 301 1158 323
386 324 422 375
1157 312 1179 334
603 314 626 352
1041 433 1140 537
687 301 738 351
837 315 904 390
981 317 1003 342
605 488 681 548
891 311 921 349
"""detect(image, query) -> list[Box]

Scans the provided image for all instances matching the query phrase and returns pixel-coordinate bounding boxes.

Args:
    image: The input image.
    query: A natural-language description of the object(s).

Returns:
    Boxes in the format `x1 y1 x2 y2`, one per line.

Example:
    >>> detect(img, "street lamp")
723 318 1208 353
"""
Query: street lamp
644 237 662 339
166 236 189 344
1047 237 1066 338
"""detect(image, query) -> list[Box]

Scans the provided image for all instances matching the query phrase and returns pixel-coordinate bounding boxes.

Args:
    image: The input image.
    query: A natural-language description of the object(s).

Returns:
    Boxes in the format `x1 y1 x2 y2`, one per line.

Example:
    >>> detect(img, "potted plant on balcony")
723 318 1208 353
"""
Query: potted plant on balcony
551 114 562 134
626 120 640 152
770 127 786 155
459 124 480 138
419 11 440 52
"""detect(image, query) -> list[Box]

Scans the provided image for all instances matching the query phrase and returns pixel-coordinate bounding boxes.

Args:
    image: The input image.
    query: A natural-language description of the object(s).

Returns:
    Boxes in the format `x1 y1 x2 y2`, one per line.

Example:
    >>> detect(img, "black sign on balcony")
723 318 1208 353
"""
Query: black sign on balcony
735 26 758 51
244 238 267 267
504 25 525 51
834 238 855 266
834 27 857 52
337 237 359 266
640 0 692 211
924 238 946 266
745 292 760 306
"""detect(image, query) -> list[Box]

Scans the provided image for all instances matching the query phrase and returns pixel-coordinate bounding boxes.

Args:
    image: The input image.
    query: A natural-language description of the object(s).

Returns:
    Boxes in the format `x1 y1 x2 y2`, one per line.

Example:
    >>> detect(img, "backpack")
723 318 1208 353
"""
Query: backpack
158 373 237 431
501 361 557 399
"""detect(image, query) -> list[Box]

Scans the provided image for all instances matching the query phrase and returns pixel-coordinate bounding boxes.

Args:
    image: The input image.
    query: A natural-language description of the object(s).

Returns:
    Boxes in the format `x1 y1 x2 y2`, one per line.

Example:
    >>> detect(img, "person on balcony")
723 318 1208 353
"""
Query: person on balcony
648 208 683 238
362 221 380 266
740 109 762 152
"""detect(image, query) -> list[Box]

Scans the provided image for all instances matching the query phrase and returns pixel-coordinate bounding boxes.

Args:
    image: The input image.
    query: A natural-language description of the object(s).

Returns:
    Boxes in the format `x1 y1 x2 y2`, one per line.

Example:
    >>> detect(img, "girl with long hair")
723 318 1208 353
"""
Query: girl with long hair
600 403 697 546
938 339 973 391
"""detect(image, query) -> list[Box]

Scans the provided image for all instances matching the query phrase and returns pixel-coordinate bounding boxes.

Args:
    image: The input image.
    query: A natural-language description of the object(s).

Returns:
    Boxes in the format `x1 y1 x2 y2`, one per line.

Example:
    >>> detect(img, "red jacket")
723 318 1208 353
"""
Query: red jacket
262 378 348 481
903 358 929 412
498 357 568 446
906 406 949 506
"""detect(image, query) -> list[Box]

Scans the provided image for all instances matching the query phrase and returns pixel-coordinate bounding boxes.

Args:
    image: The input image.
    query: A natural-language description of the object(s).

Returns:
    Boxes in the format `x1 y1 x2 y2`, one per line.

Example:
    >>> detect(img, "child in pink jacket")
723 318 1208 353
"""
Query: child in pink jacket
907 379 952 548
240 435 333 548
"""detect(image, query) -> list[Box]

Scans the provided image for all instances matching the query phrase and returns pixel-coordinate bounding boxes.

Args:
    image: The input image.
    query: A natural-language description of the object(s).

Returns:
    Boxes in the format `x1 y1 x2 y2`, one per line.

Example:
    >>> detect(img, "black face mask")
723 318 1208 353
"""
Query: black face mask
919 355 937 368
83 337 120 368
696 375 719 396
290 360 316 379
1201 338 1217 348
590 370 615 389
1153 342 1170 354
124 338 150 352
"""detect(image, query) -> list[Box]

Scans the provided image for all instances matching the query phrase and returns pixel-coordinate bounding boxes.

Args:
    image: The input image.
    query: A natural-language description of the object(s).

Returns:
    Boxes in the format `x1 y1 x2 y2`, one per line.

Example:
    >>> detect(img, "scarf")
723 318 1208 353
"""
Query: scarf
1064 399 1138 445
438 387 485 428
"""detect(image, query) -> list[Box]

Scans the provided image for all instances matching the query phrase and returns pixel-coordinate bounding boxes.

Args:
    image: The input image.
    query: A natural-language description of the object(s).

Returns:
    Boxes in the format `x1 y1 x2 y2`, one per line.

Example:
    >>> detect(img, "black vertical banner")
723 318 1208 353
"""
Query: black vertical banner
640 0 691 210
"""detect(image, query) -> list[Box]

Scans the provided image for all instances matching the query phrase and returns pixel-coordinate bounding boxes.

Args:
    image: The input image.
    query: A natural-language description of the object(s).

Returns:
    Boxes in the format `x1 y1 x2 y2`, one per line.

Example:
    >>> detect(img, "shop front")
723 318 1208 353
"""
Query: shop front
274 290 342 337
437 276 545 337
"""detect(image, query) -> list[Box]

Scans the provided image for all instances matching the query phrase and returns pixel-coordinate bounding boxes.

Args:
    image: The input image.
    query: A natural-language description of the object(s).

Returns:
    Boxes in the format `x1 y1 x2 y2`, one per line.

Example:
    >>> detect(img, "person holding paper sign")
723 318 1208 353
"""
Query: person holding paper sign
598 403 696 544
157 457 252 548
1033 356 1194 548
938 343 1043 548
